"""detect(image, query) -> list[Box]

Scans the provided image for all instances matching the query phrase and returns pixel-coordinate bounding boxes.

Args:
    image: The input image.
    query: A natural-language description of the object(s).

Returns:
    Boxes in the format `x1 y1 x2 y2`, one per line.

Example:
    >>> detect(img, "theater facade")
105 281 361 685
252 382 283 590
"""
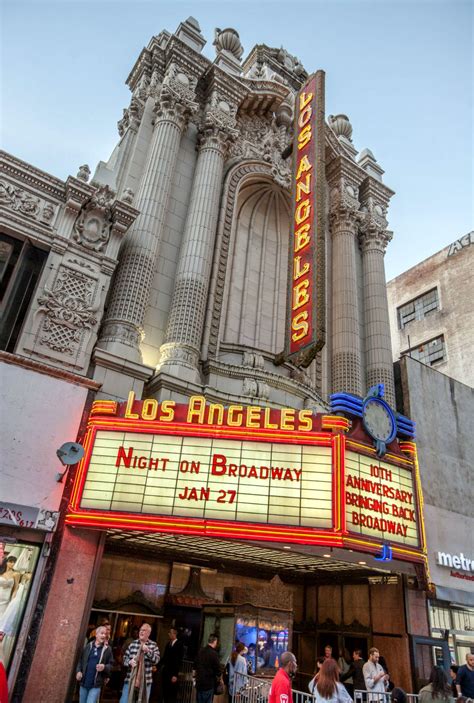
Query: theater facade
0 17 439 703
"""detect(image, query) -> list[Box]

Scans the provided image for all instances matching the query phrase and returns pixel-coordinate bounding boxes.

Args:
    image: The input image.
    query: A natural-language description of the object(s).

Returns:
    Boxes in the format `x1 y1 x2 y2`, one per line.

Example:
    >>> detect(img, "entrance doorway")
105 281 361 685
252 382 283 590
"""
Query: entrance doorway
411 635 451 691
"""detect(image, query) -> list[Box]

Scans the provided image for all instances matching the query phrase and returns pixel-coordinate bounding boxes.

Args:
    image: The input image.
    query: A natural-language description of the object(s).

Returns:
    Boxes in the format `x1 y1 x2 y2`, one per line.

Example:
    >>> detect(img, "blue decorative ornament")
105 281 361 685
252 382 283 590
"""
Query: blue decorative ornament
329 383 416 458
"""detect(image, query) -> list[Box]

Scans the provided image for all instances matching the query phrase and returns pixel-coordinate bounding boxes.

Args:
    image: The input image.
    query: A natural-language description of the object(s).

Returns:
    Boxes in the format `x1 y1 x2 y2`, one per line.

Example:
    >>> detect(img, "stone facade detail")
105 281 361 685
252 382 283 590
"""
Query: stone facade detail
0 178 57 226
158 77 242 381
0 151 138 373
329 176 363 396
73 185 115 252
359 180 395 406
99 62 199 361
36 267 98 355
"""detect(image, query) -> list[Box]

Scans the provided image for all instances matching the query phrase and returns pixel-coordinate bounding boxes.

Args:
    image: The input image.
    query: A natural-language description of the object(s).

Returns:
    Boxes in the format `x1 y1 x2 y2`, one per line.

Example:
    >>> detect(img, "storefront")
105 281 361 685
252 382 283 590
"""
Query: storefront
424 505 474 665
0 517 55 679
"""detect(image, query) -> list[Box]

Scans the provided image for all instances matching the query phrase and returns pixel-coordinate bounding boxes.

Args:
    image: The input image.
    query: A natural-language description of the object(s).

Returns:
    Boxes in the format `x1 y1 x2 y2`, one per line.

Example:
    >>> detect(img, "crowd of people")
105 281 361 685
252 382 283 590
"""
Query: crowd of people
60 620 474 703
265 646 474 703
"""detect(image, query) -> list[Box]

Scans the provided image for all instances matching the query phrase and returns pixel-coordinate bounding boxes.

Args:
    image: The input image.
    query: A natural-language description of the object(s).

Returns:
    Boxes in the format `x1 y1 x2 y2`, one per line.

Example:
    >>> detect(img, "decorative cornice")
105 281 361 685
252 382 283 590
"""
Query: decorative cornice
204 352 328 409
0 350 101 389
0 150 65 200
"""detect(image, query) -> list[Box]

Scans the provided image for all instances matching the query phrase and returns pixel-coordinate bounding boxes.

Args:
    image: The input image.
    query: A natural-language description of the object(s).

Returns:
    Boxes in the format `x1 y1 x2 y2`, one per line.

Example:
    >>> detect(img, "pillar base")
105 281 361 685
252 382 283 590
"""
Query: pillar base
156 343 201 384
92 347 153 399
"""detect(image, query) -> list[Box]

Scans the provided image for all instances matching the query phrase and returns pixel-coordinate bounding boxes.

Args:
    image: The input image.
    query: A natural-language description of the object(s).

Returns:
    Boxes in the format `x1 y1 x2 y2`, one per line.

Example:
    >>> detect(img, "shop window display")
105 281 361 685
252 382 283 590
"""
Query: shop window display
0 541 40 669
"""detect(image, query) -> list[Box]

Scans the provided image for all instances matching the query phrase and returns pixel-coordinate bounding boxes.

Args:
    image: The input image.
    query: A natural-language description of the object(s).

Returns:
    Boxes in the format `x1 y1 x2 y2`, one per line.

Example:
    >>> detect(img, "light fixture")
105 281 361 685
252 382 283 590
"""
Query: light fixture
358 561 367 565
55 442 85 482
323 554 331 558
283 546 291 550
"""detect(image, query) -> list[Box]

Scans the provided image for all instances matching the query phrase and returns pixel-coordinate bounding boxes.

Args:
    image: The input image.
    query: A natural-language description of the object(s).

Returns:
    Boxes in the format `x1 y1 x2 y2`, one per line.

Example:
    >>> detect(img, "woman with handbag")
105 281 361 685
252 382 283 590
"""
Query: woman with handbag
310 659 353 703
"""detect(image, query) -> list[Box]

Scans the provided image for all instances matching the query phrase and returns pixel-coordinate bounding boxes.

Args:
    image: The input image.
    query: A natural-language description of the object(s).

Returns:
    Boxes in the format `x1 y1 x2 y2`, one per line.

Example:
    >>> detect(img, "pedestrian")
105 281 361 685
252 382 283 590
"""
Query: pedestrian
193 633 222 703
76 625 114 703
269 651 297 703
391 687 407 703
311 658 352 703
0 660 7 703
456 654 474 699
120 623 160 703
419 666 453 703
309 657 326 694
363 648 389 700
449 666 459 698
228 642 248 699
159 627 183 703
324 645 334 660
341 649 366 696
338 649 351 679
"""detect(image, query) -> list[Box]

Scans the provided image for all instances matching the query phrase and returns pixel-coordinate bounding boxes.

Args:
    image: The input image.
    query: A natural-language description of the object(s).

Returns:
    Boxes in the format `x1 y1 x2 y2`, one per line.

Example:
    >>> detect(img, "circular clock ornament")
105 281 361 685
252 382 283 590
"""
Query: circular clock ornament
362 397 396 445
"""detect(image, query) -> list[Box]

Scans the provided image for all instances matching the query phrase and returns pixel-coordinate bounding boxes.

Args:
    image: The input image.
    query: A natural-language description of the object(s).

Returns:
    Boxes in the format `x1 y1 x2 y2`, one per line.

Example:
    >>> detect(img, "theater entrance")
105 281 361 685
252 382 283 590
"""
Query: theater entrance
70 528 424 701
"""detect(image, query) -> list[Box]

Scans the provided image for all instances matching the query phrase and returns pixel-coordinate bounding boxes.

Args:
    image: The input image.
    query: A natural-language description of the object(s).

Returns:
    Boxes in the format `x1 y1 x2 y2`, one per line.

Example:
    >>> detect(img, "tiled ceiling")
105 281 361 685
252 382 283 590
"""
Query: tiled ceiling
105 530 386 583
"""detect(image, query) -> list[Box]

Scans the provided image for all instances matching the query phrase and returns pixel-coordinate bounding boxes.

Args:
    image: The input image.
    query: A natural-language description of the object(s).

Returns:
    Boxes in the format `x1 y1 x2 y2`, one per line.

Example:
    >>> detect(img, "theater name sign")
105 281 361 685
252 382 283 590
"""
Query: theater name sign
67 394 427 564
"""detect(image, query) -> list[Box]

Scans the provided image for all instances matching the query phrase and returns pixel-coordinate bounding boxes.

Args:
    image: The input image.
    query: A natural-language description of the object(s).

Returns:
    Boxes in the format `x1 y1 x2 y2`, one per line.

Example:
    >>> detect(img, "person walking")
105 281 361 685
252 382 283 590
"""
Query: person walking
269 651 297 703
193 633 222 703
363 648 389 701
159 627 183 703
419 666 453 703
341 649 366 696
228 643 248 700
456 654 474 699
120 623 160 703
309 657 326 694
311 658 353 703
76 625 114 703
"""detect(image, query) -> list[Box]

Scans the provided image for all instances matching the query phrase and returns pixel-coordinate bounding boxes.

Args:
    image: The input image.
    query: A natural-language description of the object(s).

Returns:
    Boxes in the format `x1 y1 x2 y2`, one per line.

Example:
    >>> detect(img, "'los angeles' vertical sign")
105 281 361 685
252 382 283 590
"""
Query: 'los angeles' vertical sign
284 71 326 367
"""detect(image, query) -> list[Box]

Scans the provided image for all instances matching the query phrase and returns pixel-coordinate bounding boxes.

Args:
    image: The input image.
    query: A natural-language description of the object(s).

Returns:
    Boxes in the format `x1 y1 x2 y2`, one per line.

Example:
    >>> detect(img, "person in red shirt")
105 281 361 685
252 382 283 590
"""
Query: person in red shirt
269 651 297 703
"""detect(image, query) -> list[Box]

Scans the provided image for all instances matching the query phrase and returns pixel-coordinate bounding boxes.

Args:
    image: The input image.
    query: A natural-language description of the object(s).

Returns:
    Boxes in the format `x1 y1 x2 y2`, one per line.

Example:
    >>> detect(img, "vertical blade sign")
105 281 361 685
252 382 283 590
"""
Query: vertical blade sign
286 71 326 367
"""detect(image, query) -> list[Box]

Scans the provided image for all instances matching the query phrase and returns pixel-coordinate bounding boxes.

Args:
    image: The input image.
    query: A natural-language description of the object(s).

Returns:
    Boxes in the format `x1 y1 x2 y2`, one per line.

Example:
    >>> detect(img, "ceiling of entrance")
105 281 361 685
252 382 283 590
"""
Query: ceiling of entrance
105 530 396 583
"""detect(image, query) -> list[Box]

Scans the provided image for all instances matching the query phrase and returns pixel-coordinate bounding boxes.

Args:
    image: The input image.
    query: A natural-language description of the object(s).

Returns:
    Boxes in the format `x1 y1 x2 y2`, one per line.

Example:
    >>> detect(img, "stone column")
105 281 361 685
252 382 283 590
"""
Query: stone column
359 222 395 406
330 206 363 396
158 99 237 382
98 71 197 362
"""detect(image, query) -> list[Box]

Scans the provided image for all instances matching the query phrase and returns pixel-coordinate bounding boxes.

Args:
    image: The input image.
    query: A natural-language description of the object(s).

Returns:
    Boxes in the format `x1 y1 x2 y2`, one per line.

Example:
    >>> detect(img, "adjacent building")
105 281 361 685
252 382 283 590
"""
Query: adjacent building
395 356 474 668
387 232 474 388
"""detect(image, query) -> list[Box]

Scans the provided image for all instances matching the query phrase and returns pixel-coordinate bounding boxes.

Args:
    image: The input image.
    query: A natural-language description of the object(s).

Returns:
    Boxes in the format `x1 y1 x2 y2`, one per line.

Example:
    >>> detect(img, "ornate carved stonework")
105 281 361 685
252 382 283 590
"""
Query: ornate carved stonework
73 185 115 252
36 267 98 355
0 179 57 225
158 342 200 369
242 351 265 369
153 63 199 129
225 575 293 610
99 320 143 349
358 225 393 254
242 377 270 400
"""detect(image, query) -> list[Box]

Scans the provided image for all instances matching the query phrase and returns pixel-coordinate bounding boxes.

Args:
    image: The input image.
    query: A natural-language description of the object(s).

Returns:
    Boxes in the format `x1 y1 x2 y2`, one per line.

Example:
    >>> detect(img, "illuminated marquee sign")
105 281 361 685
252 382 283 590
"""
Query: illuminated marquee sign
284 71 326 367
66 394 427 564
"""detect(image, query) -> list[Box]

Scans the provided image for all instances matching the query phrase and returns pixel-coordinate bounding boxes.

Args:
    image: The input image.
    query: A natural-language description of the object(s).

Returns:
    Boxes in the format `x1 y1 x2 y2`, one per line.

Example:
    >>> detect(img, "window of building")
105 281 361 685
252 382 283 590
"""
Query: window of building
397 288 439 329
403 335 446 366
0 232 48 352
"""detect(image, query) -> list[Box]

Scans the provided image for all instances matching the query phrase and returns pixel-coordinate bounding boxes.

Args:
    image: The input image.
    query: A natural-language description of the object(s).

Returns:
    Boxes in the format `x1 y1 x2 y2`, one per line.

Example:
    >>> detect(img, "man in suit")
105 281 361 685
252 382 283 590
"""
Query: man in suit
160 628 183 703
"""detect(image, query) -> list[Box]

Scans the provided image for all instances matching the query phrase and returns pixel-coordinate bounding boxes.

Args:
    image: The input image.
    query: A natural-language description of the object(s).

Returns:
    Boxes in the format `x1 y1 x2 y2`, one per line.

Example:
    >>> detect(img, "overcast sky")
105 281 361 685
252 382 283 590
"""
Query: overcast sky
1 0 472 279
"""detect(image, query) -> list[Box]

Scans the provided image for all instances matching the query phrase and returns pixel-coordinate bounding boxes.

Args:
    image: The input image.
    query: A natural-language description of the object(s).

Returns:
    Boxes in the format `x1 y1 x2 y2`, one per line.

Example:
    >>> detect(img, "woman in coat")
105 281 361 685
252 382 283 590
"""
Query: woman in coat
419 666 454 703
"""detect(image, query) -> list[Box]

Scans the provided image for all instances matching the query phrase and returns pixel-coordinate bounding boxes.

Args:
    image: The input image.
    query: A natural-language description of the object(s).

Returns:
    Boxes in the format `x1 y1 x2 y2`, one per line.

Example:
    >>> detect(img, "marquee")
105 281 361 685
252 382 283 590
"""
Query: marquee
66 393 427 564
